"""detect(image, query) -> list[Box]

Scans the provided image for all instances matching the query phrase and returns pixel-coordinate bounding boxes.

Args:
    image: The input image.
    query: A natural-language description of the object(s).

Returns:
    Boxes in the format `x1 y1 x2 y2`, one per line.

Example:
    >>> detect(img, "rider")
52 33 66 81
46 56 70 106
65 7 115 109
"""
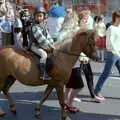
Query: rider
30 6 55 80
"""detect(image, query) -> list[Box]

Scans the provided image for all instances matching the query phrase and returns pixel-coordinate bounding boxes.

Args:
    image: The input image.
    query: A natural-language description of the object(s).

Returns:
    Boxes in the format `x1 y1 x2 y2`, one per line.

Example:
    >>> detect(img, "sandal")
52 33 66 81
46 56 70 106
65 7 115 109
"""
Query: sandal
68 106 80 113
64 104 79 113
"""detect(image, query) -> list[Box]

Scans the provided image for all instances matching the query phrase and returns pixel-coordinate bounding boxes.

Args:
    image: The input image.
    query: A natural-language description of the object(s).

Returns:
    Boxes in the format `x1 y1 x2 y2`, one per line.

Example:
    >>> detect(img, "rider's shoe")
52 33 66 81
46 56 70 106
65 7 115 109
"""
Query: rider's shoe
39 63 52 80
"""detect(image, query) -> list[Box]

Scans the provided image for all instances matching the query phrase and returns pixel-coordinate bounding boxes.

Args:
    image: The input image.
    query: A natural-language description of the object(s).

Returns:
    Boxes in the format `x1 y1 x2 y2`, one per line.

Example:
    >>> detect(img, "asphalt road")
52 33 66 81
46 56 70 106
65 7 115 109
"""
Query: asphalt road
0 62 120 120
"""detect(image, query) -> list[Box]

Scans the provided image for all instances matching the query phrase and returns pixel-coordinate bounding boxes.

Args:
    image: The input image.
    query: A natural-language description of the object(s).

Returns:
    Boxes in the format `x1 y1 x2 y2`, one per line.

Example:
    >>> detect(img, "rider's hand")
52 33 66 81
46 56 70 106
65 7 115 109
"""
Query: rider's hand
51 45 55 50
50 45 55 53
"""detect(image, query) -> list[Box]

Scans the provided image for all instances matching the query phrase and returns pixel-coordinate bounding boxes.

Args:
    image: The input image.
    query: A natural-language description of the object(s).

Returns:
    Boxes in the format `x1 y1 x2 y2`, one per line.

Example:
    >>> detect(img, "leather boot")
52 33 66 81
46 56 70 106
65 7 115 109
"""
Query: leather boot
39 63 52 80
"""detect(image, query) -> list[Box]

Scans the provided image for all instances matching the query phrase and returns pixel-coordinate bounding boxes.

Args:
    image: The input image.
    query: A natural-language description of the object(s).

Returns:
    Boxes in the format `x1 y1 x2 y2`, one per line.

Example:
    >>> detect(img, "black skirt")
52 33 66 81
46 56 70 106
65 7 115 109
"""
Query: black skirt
66 67 84 89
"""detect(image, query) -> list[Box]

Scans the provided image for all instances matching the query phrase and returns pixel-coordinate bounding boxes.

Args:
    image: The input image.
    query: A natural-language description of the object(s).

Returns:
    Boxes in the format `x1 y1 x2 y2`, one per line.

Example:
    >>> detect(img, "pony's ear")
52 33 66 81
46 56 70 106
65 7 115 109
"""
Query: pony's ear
86 30 97 42
72 30 86 43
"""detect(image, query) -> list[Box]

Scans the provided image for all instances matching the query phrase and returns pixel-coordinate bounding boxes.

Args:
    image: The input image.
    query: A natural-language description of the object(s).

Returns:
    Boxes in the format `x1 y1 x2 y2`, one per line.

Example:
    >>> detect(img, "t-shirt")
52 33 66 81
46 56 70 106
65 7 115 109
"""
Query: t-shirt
106 25 120 57
80 15 94 30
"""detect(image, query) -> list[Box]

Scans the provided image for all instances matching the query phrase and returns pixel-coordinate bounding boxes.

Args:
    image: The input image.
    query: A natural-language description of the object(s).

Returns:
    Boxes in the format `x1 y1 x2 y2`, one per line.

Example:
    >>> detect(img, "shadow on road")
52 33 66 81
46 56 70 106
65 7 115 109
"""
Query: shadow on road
0 92 120 120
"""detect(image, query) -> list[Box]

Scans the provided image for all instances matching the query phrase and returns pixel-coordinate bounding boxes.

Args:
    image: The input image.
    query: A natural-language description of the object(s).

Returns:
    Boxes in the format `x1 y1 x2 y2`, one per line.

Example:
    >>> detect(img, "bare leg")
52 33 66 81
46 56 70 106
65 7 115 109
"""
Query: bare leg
64 88 71 104
67 89 80 107
35 85 53 119
55 84 67 120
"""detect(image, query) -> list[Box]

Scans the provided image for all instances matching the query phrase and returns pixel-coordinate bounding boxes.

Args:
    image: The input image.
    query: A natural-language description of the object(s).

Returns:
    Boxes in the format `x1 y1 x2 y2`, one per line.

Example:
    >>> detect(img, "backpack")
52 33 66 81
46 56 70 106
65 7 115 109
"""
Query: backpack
26 25 37 50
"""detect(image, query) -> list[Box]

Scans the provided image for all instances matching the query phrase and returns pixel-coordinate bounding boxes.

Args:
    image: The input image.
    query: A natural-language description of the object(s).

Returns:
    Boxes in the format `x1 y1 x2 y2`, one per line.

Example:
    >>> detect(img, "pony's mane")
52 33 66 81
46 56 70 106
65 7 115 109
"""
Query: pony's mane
54 36 72 52
54 29 95 52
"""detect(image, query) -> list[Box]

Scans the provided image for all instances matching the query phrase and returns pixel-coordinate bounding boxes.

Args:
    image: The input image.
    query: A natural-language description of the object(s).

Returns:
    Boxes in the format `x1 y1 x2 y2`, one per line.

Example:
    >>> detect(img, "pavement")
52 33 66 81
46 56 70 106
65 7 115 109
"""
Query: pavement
0 62 120 120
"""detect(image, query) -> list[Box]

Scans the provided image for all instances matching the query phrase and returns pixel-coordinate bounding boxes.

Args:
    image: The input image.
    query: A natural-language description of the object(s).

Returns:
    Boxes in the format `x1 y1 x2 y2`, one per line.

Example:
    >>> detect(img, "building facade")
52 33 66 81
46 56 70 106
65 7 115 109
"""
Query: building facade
11 0 120 15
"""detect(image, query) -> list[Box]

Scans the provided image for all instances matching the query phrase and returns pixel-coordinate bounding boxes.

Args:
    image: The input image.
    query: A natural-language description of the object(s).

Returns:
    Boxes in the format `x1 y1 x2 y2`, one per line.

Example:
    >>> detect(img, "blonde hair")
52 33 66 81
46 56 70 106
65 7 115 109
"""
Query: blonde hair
60 10 79 31
79 9 91 15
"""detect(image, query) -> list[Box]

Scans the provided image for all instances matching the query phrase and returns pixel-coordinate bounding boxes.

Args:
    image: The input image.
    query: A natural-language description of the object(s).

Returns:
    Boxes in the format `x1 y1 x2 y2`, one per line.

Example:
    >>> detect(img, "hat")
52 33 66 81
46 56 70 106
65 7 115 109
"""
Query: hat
49 5 66 17
34 6 46 16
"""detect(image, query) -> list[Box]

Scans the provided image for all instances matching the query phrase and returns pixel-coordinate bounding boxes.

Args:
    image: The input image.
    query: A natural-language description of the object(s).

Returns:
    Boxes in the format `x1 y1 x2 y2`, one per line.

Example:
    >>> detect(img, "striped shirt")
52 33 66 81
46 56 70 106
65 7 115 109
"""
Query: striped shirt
32 22 54 47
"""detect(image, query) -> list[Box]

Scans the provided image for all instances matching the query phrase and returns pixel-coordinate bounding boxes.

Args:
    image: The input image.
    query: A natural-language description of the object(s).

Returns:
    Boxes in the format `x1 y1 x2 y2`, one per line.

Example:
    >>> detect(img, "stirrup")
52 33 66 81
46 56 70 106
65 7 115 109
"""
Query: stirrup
40 72 52 80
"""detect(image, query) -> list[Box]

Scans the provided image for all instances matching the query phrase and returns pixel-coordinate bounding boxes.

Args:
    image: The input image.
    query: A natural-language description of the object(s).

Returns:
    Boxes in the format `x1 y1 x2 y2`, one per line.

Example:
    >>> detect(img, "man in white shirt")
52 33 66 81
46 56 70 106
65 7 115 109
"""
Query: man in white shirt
94 10 120 101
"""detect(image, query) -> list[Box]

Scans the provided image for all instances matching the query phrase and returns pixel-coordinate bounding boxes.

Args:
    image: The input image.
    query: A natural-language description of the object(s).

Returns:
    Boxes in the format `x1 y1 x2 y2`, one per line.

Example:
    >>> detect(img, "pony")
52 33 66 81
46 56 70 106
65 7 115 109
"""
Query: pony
0 29 98 120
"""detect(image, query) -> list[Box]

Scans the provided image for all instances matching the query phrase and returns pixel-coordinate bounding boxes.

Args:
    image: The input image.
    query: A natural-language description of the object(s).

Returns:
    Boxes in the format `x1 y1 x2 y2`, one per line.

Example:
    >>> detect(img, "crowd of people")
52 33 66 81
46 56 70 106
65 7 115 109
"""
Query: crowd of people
0 0 120 114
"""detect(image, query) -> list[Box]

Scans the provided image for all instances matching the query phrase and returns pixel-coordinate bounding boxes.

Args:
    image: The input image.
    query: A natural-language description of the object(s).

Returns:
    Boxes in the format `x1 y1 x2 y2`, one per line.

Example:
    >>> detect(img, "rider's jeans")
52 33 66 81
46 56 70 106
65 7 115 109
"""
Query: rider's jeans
94 51 120 94
31 43 47 64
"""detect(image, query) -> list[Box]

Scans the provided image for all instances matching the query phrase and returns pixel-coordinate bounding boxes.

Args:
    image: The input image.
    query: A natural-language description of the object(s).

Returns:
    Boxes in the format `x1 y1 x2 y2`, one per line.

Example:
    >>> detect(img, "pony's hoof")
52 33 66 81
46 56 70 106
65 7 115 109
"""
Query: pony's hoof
9 104 16 115
61 116 67 120
0 112 6 117
35 113 41 119
34 110 41 119
11 110 17 115
0 108 6 117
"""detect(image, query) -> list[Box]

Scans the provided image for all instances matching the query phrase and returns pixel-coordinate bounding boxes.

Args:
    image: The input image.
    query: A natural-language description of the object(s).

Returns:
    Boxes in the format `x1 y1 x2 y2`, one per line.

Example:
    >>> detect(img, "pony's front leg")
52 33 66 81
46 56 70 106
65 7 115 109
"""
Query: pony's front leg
0 89 5 117
55 84 68 120
35 85 53 119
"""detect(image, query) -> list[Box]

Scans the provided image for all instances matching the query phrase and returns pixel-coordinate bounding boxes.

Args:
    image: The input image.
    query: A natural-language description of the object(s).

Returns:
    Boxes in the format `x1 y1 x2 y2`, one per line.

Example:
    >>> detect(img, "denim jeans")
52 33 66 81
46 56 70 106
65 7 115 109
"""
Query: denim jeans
94 51 120 94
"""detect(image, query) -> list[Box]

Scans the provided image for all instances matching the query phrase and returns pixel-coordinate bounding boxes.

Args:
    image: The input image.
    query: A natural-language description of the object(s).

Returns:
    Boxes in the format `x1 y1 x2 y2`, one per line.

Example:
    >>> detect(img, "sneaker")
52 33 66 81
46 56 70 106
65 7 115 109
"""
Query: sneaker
91 97 101 103
95 93 105 101
73 97 82 102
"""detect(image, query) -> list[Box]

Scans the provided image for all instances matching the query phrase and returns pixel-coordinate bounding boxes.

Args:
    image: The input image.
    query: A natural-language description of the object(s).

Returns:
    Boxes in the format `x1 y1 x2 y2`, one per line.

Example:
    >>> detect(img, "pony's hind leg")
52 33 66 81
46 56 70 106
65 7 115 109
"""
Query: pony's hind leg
35 85 53 119
2 76 16 115
55 84 68 120
0 82 6 117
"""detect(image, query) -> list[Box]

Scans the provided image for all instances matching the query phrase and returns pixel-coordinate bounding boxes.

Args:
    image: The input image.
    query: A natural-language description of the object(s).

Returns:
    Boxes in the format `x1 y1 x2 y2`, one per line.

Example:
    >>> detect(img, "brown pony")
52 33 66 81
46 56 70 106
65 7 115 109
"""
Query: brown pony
0 30 98 120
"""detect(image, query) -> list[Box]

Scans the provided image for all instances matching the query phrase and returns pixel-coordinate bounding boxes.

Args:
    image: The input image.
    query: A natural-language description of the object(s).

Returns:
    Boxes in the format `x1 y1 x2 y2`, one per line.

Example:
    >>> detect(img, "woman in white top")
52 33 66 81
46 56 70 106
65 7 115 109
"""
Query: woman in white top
79 9 94 30
94 15 106 62
94 10 120 100
64 9 99 113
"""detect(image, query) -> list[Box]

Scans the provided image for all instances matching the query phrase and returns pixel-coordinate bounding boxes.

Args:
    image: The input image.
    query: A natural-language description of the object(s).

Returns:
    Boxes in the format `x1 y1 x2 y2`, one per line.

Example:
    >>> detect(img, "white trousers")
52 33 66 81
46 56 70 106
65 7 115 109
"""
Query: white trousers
31 43 47 64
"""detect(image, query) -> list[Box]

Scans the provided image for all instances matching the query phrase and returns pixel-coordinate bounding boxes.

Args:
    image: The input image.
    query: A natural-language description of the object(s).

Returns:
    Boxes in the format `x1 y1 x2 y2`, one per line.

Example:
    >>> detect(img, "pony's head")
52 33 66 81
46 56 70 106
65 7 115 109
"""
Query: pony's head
72 30 98 61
